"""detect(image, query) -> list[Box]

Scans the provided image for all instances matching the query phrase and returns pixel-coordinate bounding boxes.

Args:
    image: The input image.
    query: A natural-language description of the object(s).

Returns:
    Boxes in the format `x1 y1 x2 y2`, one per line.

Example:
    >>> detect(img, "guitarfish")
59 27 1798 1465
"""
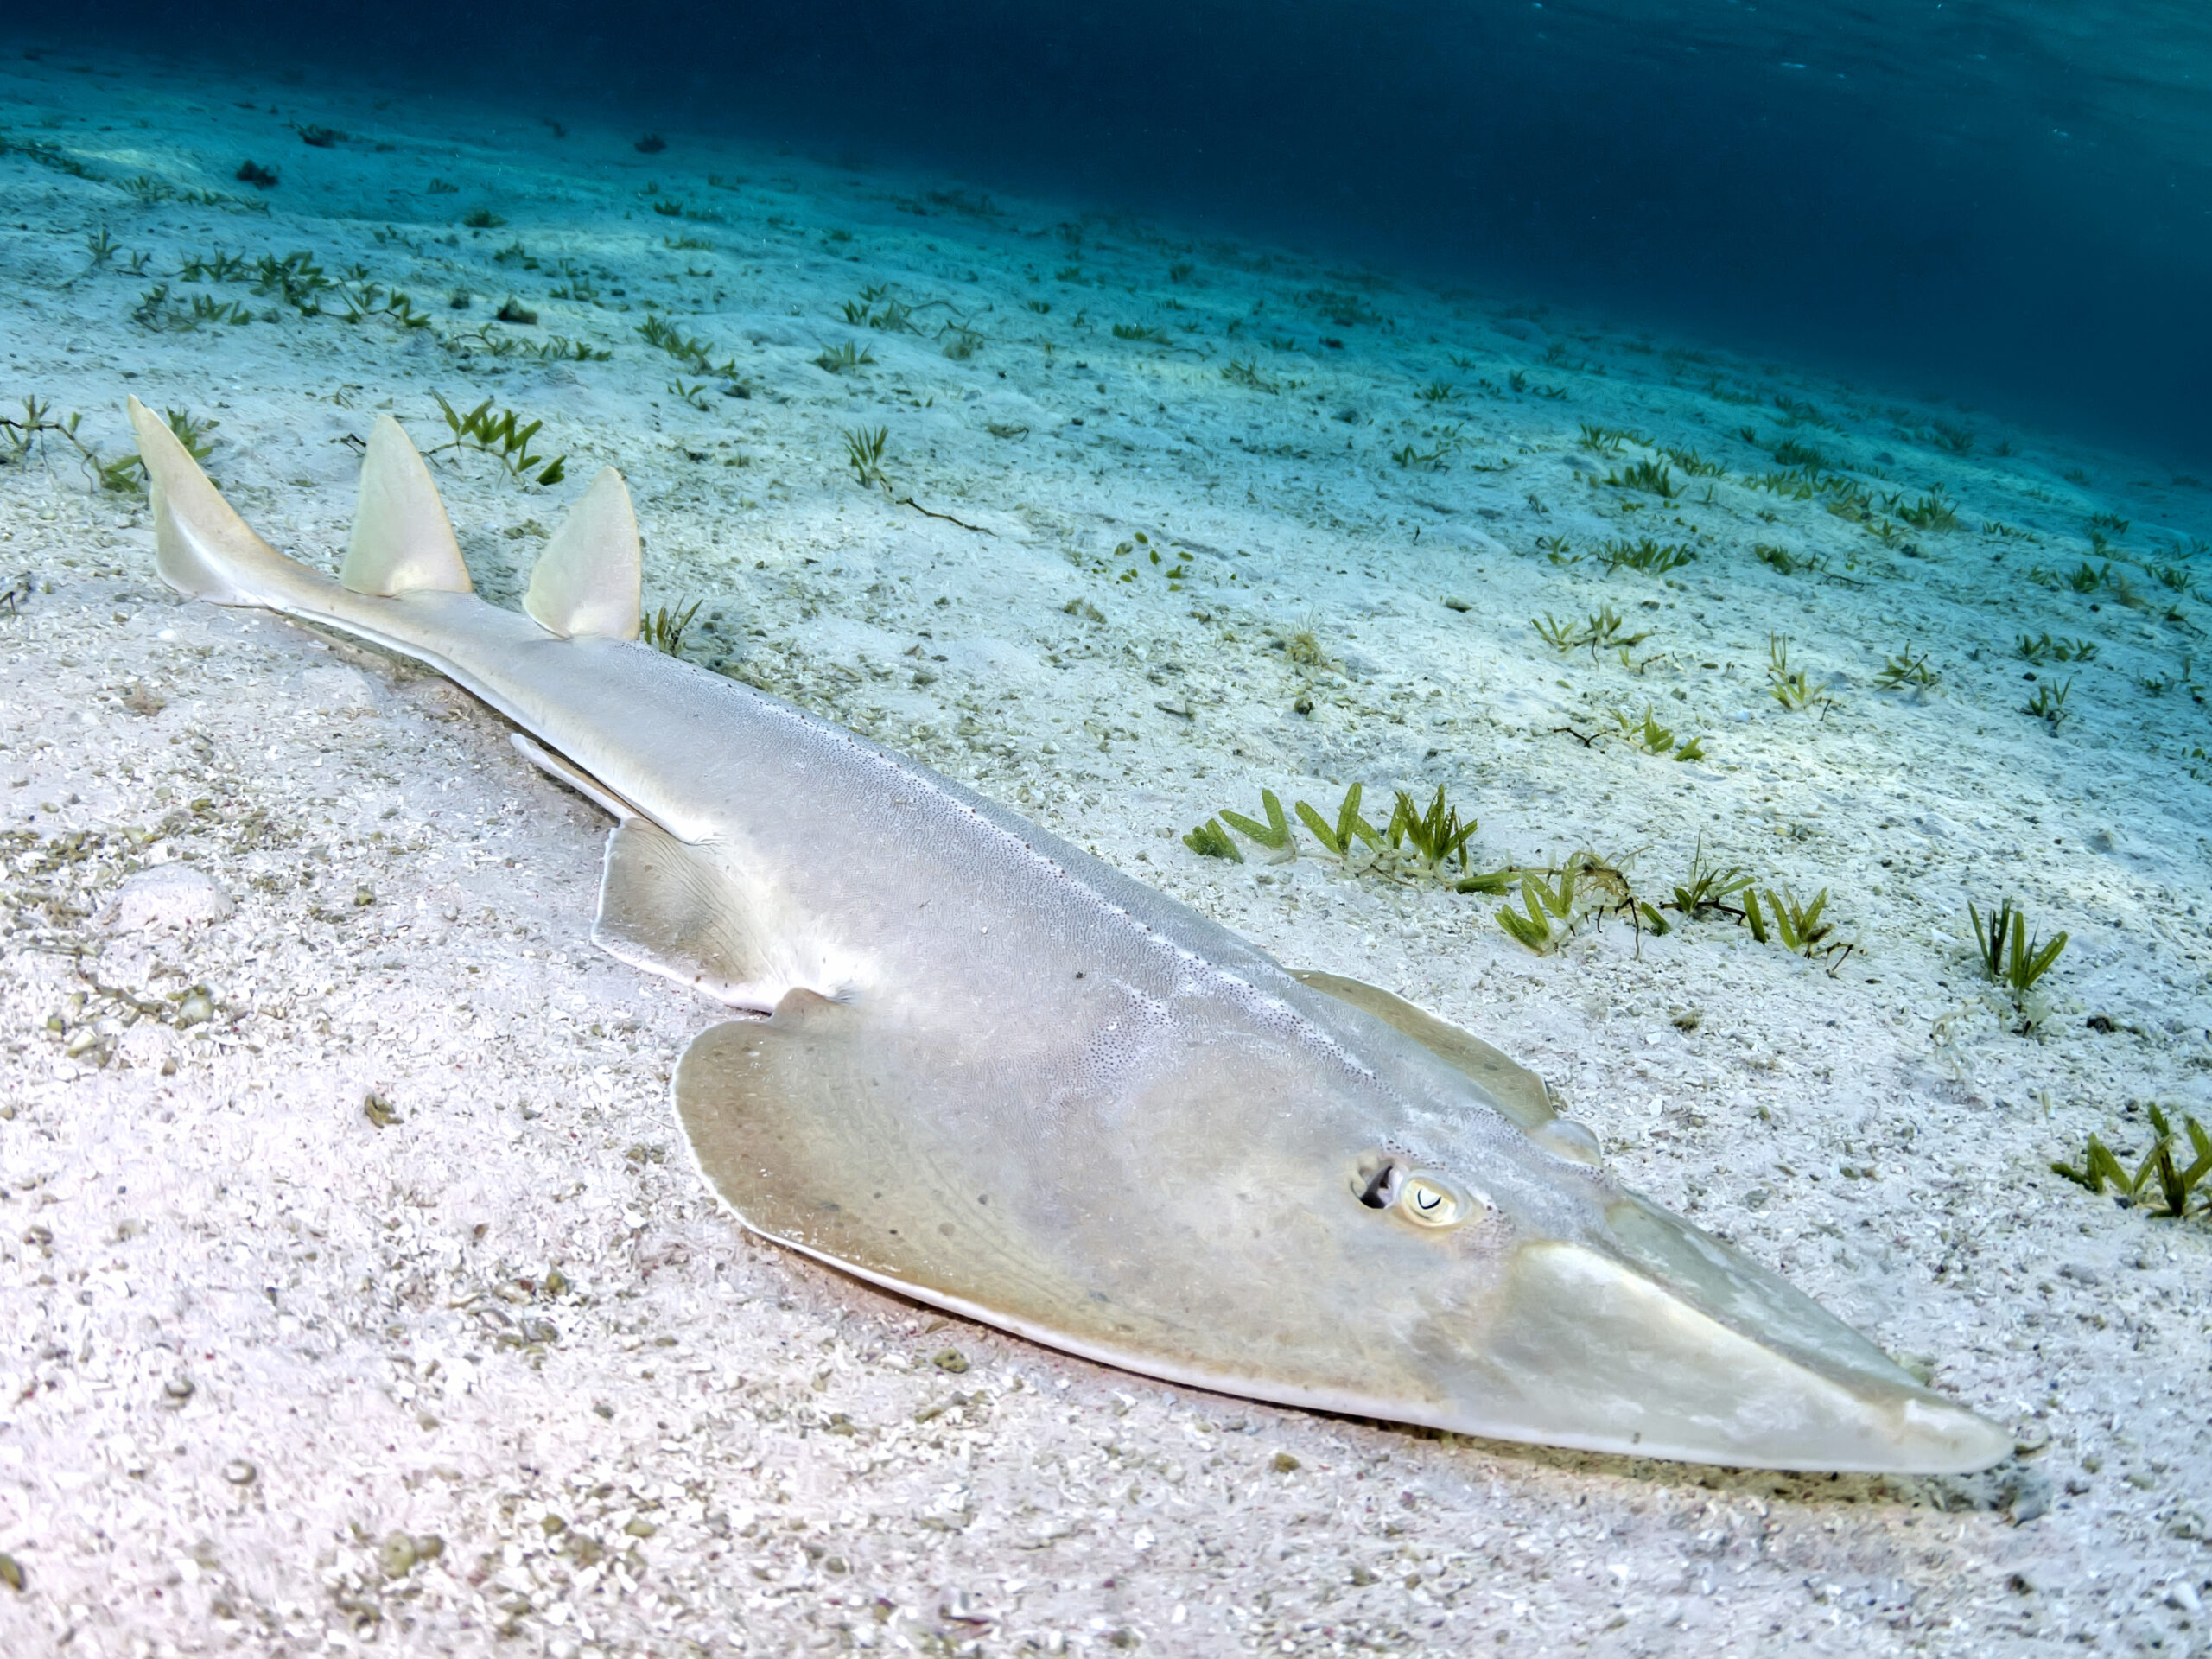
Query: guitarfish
127 397 2006 1474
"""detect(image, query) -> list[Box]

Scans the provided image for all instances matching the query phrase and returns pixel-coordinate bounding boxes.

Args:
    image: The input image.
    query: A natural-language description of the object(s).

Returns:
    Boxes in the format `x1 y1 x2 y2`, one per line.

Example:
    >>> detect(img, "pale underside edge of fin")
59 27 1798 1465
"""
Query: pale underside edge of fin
590 816 773 1008
510 732 641 821
1290 968 1556 1130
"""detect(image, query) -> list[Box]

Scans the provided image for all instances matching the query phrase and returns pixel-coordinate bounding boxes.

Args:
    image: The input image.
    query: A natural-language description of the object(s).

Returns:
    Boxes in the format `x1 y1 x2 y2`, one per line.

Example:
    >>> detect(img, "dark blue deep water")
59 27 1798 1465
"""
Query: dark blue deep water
18 1 2212 464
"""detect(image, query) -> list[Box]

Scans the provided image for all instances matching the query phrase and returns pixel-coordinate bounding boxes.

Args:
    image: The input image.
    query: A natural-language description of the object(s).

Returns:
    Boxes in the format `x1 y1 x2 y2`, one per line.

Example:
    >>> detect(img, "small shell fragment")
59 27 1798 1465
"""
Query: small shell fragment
104 864 232 932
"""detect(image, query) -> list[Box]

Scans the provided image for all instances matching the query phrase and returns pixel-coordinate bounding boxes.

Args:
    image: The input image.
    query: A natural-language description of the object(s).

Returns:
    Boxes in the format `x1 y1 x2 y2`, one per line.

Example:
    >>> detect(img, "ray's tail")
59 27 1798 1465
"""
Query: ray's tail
125 395 643 641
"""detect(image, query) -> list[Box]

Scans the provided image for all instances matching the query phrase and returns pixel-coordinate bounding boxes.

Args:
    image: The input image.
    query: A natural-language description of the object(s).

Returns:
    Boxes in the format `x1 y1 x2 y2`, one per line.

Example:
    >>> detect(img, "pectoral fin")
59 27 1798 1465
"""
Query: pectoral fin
593 817 771 1006
677 995 928 1267
674 995 1091 1323
1291 969 1556 1129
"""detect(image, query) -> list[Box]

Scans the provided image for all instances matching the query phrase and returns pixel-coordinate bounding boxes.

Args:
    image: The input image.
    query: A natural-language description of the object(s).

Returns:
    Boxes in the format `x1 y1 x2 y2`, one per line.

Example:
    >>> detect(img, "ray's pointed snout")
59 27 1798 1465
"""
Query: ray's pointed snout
1459 1195 2010 1473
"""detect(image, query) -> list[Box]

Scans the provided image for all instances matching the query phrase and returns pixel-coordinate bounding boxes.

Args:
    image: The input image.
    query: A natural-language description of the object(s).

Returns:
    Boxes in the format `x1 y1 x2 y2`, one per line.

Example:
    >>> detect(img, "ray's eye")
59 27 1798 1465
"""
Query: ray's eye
1351 1156 1481 1228
1395 1173 1472 1229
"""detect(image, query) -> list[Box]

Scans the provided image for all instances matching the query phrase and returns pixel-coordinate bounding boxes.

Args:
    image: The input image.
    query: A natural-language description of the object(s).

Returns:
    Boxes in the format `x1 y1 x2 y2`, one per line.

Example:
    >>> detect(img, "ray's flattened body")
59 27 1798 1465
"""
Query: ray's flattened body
125 396 2010 1475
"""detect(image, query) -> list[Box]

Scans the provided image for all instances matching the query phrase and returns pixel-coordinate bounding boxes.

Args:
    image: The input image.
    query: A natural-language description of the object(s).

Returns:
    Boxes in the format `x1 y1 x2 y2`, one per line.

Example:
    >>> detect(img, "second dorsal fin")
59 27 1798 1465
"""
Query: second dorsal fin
524 467 641 640
340 416 472 596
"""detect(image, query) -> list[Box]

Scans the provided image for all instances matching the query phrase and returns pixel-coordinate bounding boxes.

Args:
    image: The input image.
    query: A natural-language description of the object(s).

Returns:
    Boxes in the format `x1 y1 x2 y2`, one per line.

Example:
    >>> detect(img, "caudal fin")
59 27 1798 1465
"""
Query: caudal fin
134 394 643 638
129 395 297 605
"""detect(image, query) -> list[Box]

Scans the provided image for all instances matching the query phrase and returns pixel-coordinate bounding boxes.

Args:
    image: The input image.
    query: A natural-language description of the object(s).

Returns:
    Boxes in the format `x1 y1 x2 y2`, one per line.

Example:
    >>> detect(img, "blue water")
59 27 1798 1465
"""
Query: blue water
15 1 2212 463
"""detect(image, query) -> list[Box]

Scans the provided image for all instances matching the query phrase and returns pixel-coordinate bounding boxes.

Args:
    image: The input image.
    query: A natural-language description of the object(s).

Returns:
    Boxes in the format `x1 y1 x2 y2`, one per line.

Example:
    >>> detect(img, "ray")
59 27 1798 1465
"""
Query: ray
126 394 2008 1475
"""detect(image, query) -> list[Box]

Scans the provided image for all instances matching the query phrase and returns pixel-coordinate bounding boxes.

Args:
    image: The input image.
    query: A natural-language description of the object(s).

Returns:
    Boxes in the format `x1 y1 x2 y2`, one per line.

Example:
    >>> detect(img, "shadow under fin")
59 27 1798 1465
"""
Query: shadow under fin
525 466 641 640
1291 969 1557 1130
340 415 472 596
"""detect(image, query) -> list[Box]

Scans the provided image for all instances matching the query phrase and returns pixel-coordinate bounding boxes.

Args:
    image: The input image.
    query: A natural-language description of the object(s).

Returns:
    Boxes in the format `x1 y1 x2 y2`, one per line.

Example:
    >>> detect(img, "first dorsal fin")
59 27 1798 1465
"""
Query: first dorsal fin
340 415 472 596
524 467 641 640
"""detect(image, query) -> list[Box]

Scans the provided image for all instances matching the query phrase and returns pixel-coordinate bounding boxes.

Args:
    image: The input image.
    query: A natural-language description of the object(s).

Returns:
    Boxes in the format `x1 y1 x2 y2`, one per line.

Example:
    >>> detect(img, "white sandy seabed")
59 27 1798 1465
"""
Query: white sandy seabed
1 40 2210 1659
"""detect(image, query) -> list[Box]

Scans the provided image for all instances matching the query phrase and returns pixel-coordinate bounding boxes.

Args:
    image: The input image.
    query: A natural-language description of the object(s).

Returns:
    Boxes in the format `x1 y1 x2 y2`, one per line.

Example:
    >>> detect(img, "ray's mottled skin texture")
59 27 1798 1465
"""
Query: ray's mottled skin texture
125 396 2010 1475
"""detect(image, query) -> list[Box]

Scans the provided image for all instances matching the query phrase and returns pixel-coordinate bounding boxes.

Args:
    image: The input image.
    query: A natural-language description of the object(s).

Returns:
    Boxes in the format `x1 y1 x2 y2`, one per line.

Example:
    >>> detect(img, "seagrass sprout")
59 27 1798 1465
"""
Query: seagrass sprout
2053 1105 2212 1219
1969 899 2067 1003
